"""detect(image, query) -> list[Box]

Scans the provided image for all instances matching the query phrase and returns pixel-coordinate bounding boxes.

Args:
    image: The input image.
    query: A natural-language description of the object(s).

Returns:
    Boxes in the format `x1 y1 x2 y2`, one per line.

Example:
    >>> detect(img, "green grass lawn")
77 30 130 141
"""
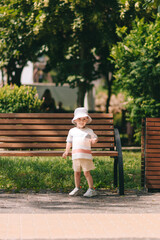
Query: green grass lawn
0 151 141 193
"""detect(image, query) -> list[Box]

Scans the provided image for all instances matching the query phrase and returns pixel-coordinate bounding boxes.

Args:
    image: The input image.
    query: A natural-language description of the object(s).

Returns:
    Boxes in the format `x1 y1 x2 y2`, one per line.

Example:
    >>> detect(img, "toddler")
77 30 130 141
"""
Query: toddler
62 107 98 197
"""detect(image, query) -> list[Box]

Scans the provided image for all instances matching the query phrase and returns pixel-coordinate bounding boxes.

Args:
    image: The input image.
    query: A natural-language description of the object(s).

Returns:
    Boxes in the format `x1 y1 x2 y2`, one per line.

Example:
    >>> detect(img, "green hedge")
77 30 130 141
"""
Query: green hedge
0 85 43 113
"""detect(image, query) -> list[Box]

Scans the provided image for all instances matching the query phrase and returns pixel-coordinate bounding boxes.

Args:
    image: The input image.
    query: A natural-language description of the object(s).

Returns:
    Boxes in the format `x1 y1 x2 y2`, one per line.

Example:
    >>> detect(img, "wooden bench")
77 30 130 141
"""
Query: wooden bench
0 113 124 195
141 118 160 191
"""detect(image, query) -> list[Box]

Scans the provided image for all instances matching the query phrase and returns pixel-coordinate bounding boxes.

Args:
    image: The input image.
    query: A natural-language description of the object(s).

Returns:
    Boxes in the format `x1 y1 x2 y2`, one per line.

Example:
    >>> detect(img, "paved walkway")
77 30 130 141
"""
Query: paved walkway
0 190 160 239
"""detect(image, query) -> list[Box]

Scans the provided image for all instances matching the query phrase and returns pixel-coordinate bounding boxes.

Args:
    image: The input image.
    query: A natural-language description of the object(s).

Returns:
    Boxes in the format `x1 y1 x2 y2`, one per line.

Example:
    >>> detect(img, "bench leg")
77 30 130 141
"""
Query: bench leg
114 157 118 188
114 128 124 195
118 154 124 195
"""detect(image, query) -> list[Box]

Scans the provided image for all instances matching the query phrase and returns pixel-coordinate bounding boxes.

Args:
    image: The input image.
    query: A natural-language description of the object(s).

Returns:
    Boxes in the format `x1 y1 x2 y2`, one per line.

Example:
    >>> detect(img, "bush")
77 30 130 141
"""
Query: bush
0 85 43 113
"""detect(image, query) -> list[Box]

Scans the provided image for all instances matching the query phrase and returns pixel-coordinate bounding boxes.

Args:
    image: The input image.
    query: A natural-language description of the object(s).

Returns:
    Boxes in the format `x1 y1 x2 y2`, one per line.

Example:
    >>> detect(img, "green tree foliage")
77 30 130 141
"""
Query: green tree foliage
119 0 158 27
45 0 120 107
0 0 48 86
1 0 159 110
45 0 158 108
111 15 160 140
0 85 42 113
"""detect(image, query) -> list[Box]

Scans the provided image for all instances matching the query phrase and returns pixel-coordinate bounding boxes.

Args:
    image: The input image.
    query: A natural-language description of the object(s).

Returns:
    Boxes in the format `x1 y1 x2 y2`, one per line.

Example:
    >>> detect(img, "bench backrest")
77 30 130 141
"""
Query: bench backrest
0 113 115 151
141 118 160 189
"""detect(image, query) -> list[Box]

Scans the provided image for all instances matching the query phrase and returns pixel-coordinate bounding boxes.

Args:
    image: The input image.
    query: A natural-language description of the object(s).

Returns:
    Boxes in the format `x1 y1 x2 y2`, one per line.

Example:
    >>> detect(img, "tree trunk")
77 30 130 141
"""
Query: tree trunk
106 79 111 113
106 72 113 113
7 64 24 86
77 82 87 107
1 68 5 85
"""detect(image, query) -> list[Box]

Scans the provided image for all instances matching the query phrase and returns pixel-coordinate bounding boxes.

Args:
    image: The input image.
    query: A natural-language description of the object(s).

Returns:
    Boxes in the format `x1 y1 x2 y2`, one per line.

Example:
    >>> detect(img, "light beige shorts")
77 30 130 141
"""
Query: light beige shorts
72 159 95 172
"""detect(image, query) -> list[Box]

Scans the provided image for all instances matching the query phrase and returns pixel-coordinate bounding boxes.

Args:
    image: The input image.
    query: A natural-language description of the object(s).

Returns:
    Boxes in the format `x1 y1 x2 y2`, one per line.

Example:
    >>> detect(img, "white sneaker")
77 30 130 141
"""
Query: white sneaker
83 188 97 197
69 187 82 196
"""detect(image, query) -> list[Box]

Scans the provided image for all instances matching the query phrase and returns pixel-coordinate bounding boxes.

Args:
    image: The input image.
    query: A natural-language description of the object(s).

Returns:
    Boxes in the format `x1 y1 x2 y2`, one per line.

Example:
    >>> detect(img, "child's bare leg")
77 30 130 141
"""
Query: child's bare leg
74 171 81 188
84 171 93 189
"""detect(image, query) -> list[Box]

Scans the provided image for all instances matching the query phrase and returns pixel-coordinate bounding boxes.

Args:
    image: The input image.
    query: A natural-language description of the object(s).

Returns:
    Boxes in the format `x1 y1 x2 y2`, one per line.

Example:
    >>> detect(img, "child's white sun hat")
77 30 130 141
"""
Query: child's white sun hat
72 107 92 124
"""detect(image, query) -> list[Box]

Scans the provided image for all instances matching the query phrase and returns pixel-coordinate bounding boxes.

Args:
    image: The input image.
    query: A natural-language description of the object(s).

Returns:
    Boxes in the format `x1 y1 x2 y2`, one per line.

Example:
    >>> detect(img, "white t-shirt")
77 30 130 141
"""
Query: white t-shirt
66 127 98 160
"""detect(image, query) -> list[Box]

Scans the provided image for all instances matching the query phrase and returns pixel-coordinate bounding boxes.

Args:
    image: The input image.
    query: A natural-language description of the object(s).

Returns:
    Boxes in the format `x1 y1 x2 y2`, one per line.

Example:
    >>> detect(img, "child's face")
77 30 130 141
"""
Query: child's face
75 117 89 128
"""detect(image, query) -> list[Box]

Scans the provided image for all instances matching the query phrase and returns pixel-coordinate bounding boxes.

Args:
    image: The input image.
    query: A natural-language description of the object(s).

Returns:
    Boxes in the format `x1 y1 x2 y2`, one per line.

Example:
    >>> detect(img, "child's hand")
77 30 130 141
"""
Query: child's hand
89 138 98 145
62 151 68 158
62 142 71 158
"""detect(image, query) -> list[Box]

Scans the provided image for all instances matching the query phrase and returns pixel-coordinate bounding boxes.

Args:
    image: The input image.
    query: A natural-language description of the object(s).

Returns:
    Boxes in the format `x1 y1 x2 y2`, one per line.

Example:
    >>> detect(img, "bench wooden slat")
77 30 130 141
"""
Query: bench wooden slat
0 125 73 130
0 118 114 124
146 176 160 179
146 149 160 153
146 153 160 157
147 182 160 187
146 162 160 167
0 125 114 130
147 184 160 188
146 182 160 188
0 119 114 125
146 167 160 171
0 142 115 148
146 136 160 140
146 122 155 126
146 127 160 131
146 118 160 122
147 180 160 184
0 113 113 119
146 131 160 136
146 158 160 161
0 130 69 136
146 122 160 127
0 136 114 143
0 130 115 136
146 170 160 175
0 150 118 157
146 144 160 149
147 140 160 144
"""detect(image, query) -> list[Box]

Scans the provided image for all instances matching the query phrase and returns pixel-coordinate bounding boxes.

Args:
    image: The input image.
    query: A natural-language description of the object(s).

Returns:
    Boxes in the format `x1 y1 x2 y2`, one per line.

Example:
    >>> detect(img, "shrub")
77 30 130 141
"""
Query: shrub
0 85 43 113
